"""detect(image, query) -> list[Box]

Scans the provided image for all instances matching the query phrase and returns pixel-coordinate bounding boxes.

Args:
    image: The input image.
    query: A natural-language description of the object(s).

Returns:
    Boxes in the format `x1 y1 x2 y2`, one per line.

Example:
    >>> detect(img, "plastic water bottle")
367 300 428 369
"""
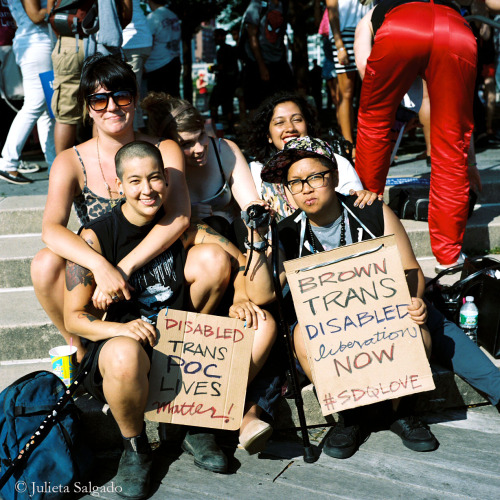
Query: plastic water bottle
459 296 478 343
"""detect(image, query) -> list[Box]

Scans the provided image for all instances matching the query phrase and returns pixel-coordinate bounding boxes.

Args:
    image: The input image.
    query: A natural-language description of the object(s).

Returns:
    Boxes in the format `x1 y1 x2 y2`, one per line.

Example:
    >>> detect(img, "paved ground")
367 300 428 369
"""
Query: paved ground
79 404 500 499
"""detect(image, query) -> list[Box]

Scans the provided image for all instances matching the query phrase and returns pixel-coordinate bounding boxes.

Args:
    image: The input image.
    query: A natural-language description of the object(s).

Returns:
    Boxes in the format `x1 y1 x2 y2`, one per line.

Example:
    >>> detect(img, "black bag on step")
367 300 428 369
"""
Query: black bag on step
425 256 500 358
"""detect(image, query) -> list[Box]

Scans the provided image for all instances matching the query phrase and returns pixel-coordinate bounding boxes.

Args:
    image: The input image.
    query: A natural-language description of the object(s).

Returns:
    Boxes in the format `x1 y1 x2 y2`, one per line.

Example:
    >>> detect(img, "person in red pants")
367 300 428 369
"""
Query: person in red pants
354 0 477 269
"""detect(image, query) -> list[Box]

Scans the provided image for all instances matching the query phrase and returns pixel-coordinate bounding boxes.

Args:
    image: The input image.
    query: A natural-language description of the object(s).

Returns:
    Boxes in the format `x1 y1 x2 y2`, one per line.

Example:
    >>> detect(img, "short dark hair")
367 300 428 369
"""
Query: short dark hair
115 141 164 181
78 53 137 114
247 91 319 163
141 92 205 139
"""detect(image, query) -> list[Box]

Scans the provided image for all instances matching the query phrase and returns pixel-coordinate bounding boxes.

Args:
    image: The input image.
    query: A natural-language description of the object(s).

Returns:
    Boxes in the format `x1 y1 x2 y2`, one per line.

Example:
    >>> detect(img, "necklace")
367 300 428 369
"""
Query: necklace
307 209 346 253
96 136 118 208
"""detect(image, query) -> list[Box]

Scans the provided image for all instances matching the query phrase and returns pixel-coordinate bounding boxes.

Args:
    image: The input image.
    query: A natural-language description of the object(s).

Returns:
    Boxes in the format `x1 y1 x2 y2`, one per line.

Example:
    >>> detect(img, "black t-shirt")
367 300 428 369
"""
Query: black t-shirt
85 201 186 321
371 0 461 37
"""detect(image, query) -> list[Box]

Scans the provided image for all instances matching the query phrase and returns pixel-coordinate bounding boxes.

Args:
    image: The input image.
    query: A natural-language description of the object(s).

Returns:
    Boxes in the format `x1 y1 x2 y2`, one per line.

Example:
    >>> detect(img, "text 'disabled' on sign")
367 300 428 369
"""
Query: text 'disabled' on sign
284 235 435 416
145 308 254 430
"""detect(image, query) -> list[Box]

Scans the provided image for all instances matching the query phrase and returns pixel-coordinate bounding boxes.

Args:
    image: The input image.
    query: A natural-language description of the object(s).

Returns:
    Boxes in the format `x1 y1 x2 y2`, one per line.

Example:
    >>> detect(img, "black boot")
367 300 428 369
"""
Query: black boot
116 426 153 499
390 397 438 452
182 428 228 473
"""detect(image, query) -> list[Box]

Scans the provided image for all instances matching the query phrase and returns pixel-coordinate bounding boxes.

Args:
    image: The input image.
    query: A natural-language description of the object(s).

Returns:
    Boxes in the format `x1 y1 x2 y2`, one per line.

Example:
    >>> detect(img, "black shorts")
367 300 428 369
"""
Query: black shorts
78 338 153 404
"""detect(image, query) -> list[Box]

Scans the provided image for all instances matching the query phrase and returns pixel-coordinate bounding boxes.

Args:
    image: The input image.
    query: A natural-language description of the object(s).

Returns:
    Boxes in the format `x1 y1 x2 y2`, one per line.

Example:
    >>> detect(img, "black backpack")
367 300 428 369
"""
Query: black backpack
48 0 99 38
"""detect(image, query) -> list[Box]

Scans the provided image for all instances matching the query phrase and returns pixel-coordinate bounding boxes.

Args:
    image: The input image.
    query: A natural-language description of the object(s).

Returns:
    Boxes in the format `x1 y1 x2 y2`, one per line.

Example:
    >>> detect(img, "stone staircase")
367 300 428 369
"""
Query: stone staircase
1 161 499 448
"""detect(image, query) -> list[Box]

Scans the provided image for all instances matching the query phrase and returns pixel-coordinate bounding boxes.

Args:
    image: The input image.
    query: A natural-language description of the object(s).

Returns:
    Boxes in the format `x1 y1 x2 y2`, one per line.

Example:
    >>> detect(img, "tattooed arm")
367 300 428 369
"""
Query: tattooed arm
64 229 157 346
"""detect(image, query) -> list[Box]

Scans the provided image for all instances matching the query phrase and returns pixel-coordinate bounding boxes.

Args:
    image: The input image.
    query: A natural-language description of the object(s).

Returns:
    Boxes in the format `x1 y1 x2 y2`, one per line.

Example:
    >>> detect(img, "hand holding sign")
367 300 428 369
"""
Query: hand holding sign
284 235 435 416
145 309 254 430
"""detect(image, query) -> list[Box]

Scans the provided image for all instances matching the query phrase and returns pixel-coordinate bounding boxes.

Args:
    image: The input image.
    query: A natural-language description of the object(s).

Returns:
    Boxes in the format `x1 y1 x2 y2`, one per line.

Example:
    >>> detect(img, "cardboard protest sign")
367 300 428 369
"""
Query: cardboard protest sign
145 308 254 430
284 235 435 416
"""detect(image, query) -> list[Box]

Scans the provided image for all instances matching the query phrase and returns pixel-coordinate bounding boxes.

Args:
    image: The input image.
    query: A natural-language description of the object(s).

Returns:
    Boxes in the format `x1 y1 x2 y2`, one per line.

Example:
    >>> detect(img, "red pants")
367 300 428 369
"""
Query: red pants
355 4 477 265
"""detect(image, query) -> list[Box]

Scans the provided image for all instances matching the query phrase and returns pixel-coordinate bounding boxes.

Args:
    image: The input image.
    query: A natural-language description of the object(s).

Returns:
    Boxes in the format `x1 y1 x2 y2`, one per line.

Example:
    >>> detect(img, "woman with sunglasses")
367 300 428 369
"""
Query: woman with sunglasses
31 54 195 361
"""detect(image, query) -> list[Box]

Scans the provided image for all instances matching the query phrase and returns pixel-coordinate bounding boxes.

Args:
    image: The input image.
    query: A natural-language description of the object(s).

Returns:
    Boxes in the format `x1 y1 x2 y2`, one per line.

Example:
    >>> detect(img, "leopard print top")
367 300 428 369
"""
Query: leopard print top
72 146 120 226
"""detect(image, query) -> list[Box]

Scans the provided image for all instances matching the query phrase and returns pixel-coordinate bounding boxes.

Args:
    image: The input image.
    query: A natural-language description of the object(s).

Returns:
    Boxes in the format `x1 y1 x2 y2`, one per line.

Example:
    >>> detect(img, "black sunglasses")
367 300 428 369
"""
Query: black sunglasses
86 90 134 111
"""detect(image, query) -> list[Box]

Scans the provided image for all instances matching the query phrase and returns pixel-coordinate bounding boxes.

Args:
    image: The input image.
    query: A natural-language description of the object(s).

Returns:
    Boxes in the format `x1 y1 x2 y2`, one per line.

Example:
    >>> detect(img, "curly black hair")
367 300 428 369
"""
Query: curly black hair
247 91 319 163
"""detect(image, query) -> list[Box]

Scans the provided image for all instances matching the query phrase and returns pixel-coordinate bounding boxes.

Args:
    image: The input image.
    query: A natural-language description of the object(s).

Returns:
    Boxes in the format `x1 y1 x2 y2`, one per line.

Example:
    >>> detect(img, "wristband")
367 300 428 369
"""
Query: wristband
244 236 268 252
338 47 346 52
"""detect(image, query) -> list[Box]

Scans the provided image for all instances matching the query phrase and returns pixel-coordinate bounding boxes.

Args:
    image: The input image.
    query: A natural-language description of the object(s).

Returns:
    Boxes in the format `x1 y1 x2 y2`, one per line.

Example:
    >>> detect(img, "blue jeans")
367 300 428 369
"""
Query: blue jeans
426 300 500 406
0 37 55 171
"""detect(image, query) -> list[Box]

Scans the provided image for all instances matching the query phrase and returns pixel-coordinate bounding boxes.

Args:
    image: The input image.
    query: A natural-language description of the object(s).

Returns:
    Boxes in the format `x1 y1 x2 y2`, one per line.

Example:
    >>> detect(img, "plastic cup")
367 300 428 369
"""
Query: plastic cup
49 345 77 386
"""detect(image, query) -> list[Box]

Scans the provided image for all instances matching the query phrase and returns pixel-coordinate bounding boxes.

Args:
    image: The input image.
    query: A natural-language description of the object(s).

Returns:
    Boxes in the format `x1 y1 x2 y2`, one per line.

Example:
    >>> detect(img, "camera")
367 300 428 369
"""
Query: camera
244 204 270 229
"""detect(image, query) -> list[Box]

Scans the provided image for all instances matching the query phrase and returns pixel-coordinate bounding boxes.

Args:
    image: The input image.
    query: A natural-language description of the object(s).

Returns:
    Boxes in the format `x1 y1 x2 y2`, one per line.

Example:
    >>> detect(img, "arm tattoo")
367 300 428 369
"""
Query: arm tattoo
78 312 97 323
65 260 94 291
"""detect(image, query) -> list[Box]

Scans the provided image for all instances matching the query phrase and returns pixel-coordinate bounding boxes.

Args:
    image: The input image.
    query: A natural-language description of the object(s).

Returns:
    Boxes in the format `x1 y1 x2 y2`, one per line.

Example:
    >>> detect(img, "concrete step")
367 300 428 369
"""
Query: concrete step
0 234 44 288
384 170 500 206
402 203 500 258
0 289 60 361
0 255 492 363
1 205 499 289
0 358 495 453
0 195 79 236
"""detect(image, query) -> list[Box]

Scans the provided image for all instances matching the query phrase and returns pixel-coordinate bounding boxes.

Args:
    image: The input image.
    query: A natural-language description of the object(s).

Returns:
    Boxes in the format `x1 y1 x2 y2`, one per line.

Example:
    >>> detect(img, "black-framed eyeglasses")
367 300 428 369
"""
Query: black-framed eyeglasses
285 170 333 195
86 90 134 111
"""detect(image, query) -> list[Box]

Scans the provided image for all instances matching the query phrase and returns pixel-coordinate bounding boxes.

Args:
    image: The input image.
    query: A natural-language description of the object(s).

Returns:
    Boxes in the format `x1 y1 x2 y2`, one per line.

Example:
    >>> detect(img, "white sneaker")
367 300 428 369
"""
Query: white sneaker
435 252 467 273
18 161 40 173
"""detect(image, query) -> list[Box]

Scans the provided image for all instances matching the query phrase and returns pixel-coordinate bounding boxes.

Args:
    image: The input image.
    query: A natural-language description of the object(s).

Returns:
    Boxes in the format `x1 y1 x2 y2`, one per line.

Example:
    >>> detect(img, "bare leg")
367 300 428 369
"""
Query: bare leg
54 122 77 155
484 76 496 135
248 311 277 384
99 337 150 437
418 81 431 156
31 248 85 362
184 244 231 313
293 322 313 382
240 311 277 428
336 71 356 149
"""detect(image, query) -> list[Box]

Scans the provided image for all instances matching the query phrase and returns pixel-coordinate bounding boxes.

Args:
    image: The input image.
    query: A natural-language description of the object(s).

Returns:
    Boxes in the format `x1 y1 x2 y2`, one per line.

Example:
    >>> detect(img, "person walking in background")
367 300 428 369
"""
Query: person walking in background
0 0 55 185
323 0 371 161
241 0 294 113
122 0 153 131
209 28 239 133
354 0 477 271
145 0 181 96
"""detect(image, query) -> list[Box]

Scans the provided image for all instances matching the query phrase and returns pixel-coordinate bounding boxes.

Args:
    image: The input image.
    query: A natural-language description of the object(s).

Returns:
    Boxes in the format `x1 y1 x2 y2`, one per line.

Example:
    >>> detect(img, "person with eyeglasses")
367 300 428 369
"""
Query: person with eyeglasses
31 54 204 368
242 135 500 460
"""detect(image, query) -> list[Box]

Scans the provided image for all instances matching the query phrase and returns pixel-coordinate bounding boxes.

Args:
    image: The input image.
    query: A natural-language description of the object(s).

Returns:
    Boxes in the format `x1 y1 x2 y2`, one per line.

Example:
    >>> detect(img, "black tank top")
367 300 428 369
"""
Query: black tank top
85 201 187 321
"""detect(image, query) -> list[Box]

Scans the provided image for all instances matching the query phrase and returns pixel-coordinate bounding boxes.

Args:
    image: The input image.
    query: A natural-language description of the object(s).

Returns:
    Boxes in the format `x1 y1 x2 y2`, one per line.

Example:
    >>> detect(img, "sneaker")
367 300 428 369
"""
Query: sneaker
390 415 438 452
0 170 33 184
435 252 467 273
18 161 40 173
323 423 364 459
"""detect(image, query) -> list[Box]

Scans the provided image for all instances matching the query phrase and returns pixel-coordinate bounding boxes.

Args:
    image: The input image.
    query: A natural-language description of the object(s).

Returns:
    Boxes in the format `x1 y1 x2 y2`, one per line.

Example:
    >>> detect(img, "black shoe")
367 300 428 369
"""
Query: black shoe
182 429 228 473
390 415 438 452
323 423 363 459
0 170 32 184
116 432 153 499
